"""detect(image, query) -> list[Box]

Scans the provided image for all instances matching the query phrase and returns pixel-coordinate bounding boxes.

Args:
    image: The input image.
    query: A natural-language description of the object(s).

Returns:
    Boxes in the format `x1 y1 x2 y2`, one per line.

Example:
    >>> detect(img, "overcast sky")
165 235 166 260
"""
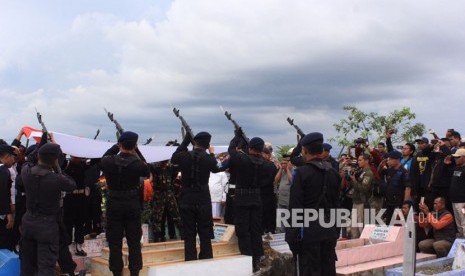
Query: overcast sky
1 0 464 148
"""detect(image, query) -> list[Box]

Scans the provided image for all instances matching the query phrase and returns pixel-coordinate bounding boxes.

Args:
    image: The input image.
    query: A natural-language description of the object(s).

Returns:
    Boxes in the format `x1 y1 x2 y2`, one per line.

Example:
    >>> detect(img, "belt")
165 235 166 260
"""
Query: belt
25 211 56 219
227 184 236 189
235 188 260 195
72 189 86 194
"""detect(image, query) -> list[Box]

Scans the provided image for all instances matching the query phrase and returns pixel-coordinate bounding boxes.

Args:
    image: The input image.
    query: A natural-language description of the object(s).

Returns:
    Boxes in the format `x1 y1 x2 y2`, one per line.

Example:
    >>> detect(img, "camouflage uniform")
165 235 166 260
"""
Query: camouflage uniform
151 163 181 242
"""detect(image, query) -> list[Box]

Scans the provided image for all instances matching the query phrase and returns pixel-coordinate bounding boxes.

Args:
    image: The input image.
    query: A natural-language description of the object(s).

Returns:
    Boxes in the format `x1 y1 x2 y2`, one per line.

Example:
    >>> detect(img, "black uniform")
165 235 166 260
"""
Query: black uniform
20 163 76 276
170 134 222 261
64 159 91 247
285 158 341 276
0 164 13 251
260 160 278 234
100 144 149 275
379 165 410 224
228 135 267 268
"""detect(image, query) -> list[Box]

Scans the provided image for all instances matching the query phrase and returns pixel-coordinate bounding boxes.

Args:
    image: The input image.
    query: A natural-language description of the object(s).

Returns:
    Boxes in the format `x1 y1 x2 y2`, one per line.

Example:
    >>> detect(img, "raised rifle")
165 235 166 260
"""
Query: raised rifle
35 108 63 173
143 137 153 145
93 128 100 140
220 106 249 144
104 108 147 163
286 116 306 138
172 107 195 140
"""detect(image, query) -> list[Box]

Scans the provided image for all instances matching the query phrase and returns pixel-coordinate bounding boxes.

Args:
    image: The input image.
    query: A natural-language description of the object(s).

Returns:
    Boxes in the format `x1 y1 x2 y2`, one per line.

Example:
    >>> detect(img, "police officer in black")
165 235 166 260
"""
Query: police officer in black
64 156 91 256
171 131 222 261
228 131 268 272
285 133 341 276
20 143 76 276
100 131 149 276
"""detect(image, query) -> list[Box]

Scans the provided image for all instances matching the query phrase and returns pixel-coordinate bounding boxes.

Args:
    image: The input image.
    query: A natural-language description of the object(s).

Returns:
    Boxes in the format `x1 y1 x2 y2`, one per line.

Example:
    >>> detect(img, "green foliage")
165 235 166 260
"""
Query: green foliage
276 144 295 160
331 106 426 147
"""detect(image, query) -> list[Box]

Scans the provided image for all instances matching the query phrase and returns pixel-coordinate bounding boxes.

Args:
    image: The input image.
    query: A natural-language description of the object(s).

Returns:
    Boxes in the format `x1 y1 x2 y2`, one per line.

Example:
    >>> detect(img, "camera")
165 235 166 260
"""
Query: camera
354 137 367 144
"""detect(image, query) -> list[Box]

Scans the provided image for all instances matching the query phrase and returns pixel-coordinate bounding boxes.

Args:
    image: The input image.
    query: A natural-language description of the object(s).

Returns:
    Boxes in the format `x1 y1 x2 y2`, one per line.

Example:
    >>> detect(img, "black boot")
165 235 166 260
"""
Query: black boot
252 256 260 272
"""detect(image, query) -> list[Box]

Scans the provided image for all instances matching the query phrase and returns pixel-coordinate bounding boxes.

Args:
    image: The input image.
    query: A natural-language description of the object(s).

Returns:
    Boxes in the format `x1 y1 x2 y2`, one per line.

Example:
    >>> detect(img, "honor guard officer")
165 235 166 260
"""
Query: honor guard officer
0 145 17 251
171 131 223 261
20 143 76 276
228 131 268 272
285 133 341 276
100 131 149 276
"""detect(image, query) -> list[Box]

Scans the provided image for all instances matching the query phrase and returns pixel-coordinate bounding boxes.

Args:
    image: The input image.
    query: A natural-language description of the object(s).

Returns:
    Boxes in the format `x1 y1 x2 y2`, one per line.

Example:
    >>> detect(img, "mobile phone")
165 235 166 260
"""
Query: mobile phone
420 197 425 205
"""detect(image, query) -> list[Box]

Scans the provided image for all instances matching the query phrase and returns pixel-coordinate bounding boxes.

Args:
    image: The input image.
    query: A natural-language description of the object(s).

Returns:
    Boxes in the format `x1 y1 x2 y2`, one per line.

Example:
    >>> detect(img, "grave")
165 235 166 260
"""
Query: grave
386 238 465 276
336 224 436 275
91 223 241 276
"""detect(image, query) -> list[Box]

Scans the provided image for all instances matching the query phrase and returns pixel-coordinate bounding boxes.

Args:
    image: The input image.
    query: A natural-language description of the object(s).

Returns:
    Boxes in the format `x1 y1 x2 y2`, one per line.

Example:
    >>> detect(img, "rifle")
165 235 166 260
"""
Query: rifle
172 107 195 140
103 108 147 163
143 137 153 145
35 108 51 141
286 116 306 138
220 106 249 144
93 129 100 140
35 108 63 172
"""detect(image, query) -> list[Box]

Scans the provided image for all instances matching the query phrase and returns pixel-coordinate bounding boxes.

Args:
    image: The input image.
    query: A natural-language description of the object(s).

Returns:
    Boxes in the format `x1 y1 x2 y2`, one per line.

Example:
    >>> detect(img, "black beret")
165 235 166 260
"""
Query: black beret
414 137 429 144
249 137 265 151
323 143 332 151
118 131 139 143
38 143 62 157
387 150 402 159
0 145 17 156
193 131 211 142
301 132 324 146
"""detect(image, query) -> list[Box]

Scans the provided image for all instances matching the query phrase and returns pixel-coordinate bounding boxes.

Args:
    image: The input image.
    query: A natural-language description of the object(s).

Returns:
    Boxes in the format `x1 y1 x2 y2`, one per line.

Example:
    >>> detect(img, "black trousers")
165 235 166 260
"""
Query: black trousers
64 194 88 244
20 213 59 276
261 194 277 234
58 209 77 274
293 239 337 276
234 204 263 257
224 189 235 224
179 202 214 261
106 196 142 274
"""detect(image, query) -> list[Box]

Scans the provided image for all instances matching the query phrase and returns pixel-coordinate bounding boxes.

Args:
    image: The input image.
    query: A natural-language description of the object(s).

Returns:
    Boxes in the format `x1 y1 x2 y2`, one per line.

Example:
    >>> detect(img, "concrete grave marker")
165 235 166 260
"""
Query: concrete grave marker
402 206 416 275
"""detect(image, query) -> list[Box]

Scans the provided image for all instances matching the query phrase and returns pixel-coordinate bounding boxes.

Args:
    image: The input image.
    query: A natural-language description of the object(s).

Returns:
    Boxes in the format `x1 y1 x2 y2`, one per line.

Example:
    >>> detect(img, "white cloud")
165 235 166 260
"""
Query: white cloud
1 0 465 147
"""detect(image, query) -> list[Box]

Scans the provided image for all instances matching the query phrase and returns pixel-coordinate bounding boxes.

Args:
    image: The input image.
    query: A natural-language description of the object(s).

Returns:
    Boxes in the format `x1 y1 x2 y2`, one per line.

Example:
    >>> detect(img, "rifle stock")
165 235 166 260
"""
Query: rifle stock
286 117 305 138
172 107 195 140
104 108 146 163
222 108 249 144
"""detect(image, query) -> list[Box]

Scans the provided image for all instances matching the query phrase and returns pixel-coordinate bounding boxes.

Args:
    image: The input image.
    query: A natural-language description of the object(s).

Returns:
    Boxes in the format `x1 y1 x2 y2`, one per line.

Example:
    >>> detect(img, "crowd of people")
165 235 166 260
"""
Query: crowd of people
1 126 465 276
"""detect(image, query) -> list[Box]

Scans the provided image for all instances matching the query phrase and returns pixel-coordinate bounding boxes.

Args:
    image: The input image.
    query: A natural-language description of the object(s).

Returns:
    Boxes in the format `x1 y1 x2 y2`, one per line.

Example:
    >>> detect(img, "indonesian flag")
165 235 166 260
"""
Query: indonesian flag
21 126 42 143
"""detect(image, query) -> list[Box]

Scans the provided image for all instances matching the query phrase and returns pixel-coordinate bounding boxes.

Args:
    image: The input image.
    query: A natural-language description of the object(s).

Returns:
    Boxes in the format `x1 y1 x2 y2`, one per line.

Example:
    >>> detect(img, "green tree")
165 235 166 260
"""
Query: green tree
276 144 295 161
331 106 426 148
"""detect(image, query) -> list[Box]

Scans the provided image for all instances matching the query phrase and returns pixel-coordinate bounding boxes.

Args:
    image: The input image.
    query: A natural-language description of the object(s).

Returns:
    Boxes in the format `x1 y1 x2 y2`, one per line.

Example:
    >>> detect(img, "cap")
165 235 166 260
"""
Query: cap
452 148 465 157
38 143 62 158
323 143 332 151
301 132 324 146
387 150 402 159
249 137 265 151
193 131 212 142
414 137 429 144
118 131 139 143
0 145 17 156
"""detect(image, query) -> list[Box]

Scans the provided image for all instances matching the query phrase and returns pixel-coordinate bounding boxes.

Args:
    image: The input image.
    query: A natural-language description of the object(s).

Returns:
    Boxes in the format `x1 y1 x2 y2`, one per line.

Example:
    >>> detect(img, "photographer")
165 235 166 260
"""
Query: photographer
349 154 374 238
349 138 382 167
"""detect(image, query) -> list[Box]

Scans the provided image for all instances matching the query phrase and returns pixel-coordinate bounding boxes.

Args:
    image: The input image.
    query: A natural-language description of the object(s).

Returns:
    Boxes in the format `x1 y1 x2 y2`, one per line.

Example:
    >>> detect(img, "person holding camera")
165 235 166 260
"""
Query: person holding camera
349 154 374 239
418 197 455 257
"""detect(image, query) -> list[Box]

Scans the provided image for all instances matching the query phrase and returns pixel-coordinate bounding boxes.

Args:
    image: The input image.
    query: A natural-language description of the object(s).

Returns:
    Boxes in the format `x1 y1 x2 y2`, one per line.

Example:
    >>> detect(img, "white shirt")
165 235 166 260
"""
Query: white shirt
208 172 229 203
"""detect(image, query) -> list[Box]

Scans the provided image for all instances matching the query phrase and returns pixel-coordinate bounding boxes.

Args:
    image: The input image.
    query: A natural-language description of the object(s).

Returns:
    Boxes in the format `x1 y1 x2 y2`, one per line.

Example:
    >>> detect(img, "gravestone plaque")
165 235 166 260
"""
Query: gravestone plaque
369 225 391 242
213 224 228 242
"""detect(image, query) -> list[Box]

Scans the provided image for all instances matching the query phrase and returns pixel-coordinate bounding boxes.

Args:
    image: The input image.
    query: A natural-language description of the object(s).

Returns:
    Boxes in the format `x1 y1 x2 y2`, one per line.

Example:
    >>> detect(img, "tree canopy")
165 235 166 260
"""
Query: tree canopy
332 106 425 148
